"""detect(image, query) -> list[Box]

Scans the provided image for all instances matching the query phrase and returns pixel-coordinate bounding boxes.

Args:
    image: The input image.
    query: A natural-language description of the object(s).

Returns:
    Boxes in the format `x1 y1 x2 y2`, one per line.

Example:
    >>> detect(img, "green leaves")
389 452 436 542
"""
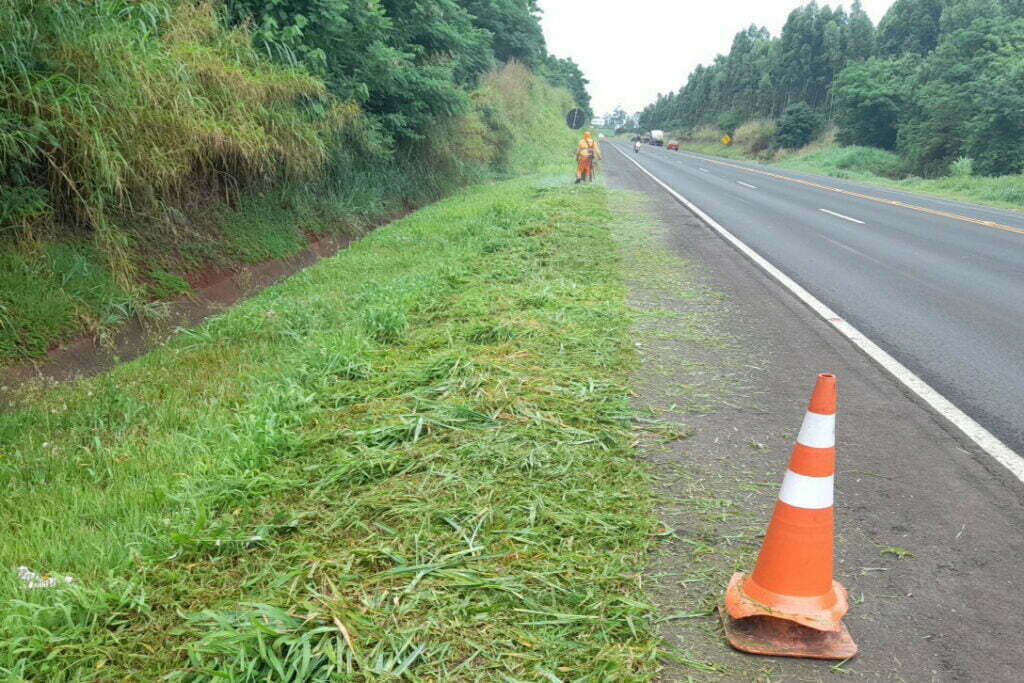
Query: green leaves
775 102 823 149
834 57 915 150
542 55 592 120
224 0 562 142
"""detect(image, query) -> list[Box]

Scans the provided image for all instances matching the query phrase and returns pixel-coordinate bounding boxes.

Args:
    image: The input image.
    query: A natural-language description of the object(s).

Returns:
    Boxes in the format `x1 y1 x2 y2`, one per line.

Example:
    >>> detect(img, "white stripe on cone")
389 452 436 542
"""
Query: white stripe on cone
778 471 834 509
797 411 836 449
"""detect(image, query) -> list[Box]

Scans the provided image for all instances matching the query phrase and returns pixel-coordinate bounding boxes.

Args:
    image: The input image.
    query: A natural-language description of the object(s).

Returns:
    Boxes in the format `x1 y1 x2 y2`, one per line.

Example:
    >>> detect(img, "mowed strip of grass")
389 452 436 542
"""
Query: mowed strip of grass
0 175 660 680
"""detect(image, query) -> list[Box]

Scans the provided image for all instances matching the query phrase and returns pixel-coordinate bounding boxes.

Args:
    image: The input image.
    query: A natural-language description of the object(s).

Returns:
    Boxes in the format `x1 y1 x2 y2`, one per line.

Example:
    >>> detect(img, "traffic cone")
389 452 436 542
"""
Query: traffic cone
721 373 857 660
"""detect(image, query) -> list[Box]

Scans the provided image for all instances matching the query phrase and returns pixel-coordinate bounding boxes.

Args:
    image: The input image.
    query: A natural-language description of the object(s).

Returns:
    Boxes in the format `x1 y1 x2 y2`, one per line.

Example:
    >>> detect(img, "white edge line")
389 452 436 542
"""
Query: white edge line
612 143 1024 485
820 208 866 225
699 168 710 173
737 181 758 189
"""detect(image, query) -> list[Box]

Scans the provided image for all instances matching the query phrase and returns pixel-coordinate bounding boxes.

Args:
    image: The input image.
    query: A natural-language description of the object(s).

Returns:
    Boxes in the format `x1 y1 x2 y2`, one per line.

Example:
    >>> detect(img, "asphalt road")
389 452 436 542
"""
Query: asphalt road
610 141 1024 462
605 152 1024 680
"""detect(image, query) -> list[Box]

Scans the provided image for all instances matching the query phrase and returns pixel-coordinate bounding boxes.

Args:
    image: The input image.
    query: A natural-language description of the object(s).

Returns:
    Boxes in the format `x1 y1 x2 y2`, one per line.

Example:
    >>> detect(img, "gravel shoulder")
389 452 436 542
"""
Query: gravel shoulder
606 153 1024 681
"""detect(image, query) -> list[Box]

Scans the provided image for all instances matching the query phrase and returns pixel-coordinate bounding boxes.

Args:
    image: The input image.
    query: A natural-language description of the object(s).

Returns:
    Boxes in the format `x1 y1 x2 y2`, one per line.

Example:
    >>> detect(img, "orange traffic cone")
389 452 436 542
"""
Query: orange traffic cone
721 373 857 660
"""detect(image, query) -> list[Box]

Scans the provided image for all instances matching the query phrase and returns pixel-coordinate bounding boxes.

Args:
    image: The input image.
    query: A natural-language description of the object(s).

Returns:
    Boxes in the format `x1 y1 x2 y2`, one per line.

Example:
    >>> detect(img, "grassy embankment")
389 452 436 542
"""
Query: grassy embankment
674 123 1024 210
0 0 576 366
0 171 664 679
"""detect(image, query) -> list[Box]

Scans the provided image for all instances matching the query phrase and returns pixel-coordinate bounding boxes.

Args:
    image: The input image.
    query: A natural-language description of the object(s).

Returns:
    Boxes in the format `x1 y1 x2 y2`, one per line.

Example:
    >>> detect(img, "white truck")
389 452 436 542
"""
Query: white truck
650 130 665 146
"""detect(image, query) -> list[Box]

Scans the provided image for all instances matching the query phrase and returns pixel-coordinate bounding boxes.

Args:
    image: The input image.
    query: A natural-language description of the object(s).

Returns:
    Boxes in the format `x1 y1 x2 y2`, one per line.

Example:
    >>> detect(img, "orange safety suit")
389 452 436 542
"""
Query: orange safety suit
575 132 602 182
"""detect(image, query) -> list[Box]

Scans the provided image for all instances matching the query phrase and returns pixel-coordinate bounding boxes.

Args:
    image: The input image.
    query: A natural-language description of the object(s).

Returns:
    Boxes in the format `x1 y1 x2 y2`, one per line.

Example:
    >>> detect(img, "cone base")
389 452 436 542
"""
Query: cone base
725 572 849 632
720 611 858 660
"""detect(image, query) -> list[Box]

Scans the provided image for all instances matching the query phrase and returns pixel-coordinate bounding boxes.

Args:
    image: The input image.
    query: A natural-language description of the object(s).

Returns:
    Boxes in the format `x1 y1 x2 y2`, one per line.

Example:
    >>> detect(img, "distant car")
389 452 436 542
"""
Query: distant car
667 140 680 151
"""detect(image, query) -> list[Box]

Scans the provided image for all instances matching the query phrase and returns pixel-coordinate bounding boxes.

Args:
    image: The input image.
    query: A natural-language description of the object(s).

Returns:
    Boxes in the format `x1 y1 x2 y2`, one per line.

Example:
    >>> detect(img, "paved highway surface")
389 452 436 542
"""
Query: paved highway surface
610 141 1024 461
605 151 1024 680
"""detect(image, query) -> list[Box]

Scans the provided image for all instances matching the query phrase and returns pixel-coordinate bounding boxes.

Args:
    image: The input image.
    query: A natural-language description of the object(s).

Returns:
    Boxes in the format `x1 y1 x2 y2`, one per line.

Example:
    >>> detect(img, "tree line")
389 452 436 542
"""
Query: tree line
637 0 1024 177
225 0 592 142
0 0 591 244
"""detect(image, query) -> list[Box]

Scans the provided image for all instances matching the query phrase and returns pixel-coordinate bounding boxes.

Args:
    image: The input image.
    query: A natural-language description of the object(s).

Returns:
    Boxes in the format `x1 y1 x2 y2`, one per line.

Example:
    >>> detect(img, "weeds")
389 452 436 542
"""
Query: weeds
359 305 408 345
949 156 975 178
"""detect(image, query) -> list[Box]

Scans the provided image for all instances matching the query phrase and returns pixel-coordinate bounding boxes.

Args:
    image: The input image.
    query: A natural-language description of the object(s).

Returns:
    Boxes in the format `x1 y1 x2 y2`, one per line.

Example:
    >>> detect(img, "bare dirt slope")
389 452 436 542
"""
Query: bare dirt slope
606 153 1024 681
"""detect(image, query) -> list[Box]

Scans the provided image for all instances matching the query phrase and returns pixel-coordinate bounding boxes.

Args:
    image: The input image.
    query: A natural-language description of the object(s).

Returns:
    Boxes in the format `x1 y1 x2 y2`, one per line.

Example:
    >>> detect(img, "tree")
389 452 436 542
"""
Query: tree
719 111 745 136
457 0 546 67
222 0 579 143
900 17 1024 175
223 0 466 141
833 57 915 149
876 0 944 56
543 56 592 118
637 0 1024 179
965 60 1024 175
380 0 495 87
775 102 823 148
636 2 878 133
846 1 876 61
939 0 1004 34
605 106 629 130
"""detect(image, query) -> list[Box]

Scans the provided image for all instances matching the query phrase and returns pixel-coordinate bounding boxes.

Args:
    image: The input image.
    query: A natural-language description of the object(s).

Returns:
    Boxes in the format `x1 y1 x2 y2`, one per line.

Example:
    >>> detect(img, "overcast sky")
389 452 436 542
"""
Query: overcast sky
537 0 896 116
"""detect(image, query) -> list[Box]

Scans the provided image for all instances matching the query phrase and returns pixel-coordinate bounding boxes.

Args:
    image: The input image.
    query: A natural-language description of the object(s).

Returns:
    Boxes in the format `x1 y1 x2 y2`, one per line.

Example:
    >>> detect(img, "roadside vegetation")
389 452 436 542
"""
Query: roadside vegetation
0 0 591 365
628 0 1024 211
0 172 663 678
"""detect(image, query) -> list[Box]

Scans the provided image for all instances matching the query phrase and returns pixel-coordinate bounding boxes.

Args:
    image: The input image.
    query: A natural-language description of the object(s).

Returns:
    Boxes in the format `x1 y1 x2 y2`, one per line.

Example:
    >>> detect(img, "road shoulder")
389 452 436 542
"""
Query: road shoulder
607 153 1024 681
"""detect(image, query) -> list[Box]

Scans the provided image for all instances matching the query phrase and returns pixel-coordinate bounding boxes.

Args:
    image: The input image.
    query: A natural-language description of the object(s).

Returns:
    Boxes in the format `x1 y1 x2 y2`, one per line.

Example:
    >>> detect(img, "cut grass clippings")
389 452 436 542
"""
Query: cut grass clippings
0 174 661 679
609 190 780 680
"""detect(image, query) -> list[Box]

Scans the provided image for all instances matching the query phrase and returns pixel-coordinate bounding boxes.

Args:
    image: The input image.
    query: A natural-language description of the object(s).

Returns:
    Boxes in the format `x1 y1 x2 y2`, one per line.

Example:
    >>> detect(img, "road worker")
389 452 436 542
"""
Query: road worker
575 131 601 183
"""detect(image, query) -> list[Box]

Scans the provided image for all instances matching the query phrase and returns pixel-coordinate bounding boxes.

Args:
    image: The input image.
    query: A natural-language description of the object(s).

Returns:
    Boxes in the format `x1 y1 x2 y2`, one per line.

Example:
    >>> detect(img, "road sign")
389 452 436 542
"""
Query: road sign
566 108 587 130
722 135 733 146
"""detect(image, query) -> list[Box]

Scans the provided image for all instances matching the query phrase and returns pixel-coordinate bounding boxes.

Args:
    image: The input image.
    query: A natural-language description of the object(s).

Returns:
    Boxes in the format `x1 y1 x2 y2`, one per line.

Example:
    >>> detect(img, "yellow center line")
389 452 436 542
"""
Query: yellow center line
677 151 1024 237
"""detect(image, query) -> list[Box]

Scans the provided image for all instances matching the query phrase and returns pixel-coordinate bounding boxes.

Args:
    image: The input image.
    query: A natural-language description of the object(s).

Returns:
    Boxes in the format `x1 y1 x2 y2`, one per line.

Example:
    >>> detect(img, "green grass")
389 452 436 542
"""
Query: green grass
0 242 134 359
777 144 906 179
0 172 660 679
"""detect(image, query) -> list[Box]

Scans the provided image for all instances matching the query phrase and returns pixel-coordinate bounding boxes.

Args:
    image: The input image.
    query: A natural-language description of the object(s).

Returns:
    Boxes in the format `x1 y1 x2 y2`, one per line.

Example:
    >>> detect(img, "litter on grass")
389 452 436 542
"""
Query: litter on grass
17 566 73 589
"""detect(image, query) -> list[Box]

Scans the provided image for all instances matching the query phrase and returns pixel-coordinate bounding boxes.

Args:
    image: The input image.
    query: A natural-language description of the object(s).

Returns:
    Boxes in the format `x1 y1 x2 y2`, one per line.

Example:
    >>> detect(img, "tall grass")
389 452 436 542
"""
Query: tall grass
0 1 326 245
0 8 577 366
778 144 906 179
0 0 331 361
949 156 975 178
472 62 577 174
735 119 777 155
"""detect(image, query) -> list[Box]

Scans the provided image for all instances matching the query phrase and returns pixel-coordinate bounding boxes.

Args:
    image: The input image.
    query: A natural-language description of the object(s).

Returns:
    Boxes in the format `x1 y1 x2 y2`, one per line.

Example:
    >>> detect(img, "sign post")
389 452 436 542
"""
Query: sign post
566 108 587 130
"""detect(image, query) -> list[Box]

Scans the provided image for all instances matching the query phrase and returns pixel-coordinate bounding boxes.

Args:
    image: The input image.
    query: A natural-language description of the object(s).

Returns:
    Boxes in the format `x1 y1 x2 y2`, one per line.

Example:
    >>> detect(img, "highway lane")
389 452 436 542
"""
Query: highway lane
609 141 1024 461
